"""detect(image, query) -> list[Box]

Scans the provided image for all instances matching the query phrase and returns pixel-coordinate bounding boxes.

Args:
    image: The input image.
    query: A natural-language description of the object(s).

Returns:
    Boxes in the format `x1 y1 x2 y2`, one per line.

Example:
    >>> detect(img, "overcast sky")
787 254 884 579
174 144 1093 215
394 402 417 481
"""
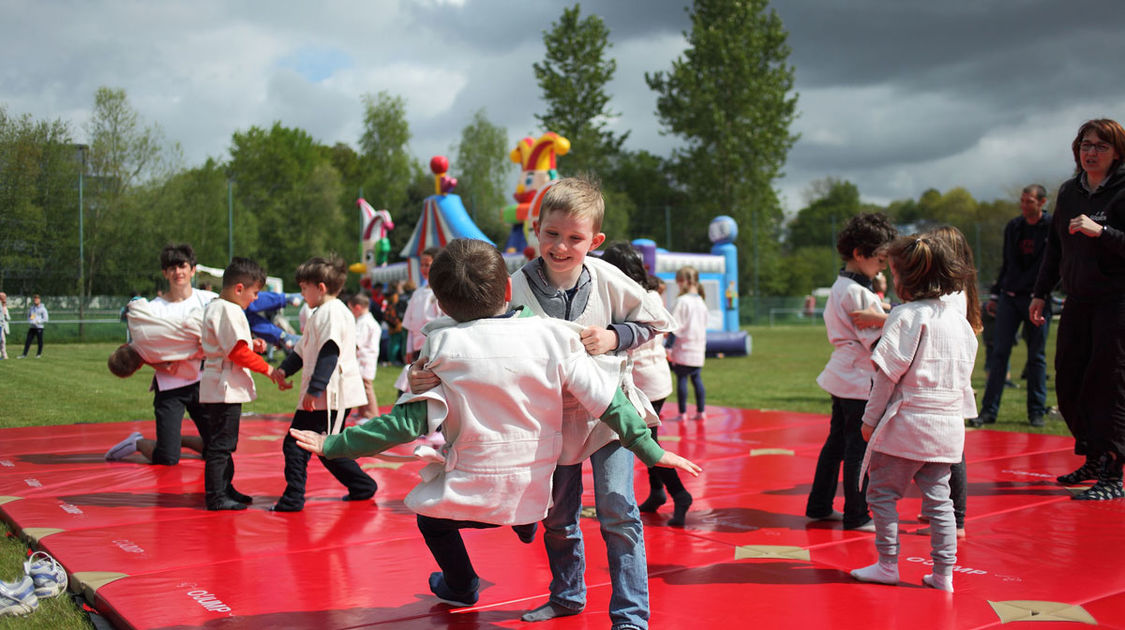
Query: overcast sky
4 0 1124 216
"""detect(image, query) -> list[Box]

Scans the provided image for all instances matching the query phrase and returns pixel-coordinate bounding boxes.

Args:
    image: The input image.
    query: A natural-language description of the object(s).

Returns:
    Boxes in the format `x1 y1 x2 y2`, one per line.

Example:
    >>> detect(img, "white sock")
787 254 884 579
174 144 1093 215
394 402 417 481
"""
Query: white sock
850 560 899 585
923 573 954 592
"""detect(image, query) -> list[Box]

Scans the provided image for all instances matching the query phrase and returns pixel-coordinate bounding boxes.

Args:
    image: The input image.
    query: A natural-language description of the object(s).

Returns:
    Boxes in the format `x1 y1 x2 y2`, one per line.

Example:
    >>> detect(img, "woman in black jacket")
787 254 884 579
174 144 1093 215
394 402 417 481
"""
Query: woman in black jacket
1030 118 1125 500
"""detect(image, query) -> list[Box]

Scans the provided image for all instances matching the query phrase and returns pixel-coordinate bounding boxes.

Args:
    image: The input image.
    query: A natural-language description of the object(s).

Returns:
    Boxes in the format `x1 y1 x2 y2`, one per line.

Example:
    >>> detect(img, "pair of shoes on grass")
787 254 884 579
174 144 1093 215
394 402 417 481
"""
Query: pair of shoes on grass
1 551 68 617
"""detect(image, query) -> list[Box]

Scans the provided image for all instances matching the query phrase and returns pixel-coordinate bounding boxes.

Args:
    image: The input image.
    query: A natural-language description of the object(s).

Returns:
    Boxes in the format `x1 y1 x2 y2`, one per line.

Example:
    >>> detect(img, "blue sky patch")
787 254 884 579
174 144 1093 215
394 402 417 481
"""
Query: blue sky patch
277 46 353 82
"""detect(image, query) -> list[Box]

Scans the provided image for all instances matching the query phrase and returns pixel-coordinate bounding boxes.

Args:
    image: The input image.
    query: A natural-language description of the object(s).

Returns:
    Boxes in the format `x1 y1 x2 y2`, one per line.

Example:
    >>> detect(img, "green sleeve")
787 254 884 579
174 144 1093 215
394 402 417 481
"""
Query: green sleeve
323 400 429 459
599 390 665 467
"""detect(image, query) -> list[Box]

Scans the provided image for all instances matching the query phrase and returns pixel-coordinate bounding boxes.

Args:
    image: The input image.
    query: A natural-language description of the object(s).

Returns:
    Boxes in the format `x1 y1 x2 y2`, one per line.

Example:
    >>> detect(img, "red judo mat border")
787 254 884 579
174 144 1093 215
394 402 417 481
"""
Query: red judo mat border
2 407 1124 629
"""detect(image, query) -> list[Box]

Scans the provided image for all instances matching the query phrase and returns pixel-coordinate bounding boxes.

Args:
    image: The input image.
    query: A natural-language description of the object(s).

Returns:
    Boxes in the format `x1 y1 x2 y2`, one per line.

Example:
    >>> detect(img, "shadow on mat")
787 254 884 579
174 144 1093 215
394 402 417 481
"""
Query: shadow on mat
18 452 119 465
649 560 893 587
59 491 207 509
149 601 527 629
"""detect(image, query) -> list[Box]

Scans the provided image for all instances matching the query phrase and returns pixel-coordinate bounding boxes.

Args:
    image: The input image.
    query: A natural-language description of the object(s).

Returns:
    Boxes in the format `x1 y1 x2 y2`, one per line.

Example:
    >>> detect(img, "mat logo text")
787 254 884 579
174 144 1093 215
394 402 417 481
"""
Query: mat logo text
187 589 231 613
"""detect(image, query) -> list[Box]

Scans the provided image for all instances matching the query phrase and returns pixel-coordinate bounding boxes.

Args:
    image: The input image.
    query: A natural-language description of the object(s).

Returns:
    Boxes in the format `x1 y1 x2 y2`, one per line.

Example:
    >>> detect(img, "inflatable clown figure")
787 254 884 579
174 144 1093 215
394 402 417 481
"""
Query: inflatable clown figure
502 132 570 255
348 199 394 291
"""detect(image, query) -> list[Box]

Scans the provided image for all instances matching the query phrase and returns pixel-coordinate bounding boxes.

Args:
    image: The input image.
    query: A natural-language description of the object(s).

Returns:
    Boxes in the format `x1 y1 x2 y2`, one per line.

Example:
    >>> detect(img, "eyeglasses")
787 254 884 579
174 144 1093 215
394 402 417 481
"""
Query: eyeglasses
1079 142 1113 154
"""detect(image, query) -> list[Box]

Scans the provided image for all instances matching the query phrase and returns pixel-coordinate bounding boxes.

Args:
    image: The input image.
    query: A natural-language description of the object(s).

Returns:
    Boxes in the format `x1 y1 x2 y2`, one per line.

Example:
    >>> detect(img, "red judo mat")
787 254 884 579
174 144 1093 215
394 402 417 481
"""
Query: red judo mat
2 408 1124 629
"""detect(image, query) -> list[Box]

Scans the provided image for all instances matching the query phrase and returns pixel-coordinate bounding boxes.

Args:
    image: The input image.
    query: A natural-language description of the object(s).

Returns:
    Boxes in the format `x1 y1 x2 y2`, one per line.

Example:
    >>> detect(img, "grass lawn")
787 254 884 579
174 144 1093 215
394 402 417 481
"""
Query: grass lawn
0 323 1065 628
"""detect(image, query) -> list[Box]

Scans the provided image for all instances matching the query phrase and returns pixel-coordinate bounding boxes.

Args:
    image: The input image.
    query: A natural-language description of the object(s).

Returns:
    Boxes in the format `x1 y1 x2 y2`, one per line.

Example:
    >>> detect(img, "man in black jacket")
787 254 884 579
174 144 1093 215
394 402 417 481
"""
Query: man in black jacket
972 184 1051 427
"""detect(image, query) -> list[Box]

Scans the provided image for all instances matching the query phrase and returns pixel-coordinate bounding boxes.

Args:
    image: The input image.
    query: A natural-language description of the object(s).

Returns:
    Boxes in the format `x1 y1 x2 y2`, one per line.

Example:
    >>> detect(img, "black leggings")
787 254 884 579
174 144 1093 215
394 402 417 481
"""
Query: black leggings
672 364 705 414
644 398 687 496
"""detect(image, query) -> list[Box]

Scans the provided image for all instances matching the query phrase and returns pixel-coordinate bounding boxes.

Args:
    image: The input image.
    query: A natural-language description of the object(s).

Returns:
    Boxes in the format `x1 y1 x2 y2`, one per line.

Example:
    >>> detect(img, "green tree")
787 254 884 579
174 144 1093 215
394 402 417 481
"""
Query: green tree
227 122 348 281
646 0 798 297
787 178 862 252
83 87 172 296
358 91 422 216
607 149 686 248
141 158 244 279
0 107 78 294
453 108 510 244
534 4 627 177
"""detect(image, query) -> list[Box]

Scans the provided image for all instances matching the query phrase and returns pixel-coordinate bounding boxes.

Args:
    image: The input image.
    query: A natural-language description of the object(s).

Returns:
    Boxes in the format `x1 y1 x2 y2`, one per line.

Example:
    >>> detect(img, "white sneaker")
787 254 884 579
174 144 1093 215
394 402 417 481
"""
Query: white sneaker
105 431 143 461
0 575 38 616
25 551 67 598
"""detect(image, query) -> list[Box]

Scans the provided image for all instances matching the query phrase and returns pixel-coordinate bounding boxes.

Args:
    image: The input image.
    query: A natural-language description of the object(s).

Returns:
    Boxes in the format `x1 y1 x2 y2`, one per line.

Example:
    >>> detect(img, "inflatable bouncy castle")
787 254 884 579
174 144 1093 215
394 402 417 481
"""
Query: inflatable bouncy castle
629 216 750 357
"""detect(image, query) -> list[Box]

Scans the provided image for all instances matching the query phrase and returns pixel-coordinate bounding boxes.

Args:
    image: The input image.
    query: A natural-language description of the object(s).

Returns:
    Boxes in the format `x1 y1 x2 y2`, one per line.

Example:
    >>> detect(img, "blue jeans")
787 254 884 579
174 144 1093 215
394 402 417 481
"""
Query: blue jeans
542 441 648 629
980 293 1048 419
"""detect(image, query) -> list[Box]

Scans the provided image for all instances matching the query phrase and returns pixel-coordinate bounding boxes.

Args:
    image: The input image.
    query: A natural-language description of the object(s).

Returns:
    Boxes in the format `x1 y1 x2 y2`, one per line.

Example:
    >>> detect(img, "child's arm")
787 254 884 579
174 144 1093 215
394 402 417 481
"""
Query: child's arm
849 305 889 330
596 389 701 476
290 400 428 457
227 340 287 386
300 341 339 411
861 367 895 441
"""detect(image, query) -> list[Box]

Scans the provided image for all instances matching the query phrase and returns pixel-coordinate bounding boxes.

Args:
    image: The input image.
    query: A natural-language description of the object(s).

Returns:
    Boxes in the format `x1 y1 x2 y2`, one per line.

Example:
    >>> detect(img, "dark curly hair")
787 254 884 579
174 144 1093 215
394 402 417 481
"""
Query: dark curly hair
836 212 897 261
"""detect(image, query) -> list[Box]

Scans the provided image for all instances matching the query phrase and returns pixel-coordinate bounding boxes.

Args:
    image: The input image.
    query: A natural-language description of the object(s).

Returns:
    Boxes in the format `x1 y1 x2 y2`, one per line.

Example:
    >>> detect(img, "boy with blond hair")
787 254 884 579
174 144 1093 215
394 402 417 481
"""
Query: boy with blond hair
510 176 674 629
292 238 700 609
270 256 378 512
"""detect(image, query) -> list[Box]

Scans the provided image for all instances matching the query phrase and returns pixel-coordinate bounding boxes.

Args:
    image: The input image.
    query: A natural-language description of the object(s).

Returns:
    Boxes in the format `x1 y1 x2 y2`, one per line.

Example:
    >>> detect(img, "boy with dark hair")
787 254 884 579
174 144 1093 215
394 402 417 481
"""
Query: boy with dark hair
106 244 217 464
270 256 378 512
199 256 280 511
292 239 699 609
805 212 897 531
106 298 205 379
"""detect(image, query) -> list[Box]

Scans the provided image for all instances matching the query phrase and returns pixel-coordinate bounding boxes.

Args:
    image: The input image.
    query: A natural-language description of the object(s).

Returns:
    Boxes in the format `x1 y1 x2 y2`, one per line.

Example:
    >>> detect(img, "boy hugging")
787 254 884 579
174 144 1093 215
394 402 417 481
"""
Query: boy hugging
290 237 700 611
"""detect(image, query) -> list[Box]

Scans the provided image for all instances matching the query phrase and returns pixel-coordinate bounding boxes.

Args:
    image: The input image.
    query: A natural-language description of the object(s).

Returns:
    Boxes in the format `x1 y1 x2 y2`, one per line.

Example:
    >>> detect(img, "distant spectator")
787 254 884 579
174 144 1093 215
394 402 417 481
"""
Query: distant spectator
19 294 48 359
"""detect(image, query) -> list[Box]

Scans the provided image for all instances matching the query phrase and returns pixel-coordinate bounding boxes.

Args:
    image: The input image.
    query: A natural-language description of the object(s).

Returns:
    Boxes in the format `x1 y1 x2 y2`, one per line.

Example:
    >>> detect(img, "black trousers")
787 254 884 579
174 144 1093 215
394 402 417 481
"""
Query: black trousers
151 382 207 465
276 408 378 510
22 327 43 356
417 515 503 593
1054 297 1125 459
806 396 870 528
200 402 241 507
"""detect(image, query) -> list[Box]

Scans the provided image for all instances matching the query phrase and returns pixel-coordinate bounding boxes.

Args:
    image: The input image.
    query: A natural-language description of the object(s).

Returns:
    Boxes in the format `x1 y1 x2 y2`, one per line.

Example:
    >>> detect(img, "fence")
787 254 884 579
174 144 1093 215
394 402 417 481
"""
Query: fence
1 293 826 345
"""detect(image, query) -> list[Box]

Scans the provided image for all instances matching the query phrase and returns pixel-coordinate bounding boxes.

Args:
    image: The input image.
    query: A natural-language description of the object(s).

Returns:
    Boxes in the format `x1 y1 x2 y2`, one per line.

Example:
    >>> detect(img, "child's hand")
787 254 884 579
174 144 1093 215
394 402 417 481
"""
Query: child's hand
269 367 292 390
301 391 322 411
849 305 887 329
408 356 439 393
289 428 326 455
655 450 703 477
861 423 874 441
252 338 268 353
580 326 618 355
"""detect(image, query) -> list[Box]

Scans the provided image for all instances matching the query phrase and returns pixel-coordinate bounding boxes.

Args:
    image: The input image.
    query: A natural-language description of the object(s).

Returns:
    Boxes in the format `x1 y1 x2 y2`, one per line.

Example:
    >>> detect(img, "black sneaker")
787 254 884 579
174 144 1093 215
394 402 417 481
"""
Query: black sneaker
207 498 248 511
1029 414 1045 428
968 415 996 428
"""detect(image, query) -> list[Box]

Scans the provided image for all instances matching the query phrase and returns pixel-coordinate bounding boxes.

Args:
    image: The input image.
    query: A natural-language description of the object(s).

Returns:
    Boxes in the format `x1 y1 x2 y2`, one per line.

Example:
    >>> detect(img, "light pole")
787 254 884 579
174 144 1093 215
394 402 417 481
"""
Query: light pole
76 144 88 340
227 179 234 263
